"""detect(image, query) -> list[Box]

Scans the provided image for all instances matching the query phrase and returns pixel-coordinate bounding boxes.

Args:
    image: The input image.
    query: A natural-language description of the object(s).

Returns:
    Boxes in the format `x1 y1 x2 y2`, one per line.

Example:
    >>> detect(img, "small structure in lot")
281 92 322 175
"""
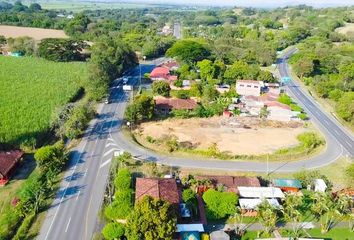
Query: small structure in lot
210 230 230 240
265 82 281 95
135 178 180 205
236 80 264 97
0 150 24 186
177 224 204 240
237 187 285 199
272 178 302 192
239 198 281 216
314 179 327 193
223 110 233 118
160 60 180 71
265 101 294 122
215 84 230 94
154 97 198 115
195 175 260 193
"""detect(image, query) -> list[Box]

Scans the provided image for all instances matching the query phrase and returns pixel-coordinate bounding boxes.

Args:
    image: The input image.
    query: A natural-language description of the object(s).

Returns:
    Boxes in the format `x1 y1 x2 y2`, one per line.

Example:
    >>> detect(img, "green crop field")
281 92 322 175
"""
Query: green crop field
0 56 88 146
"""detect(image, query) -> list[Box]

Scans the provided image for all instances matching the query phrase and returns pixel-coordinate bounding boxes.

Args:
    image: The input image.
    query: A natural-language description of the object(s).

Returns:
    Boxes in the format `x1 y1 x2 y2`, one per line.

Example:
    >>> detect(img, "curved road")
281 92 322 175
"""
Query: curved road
38 51 353 240
111 50 354 173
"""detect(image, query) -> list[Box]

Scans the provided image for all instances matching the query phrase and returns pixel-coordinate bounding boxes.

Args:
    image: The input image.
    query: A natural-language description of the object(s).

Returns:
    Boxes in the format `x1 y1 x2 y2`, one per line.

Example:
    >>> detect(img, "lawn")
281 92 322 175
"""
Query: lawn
306 228 354 240
0 56 88 146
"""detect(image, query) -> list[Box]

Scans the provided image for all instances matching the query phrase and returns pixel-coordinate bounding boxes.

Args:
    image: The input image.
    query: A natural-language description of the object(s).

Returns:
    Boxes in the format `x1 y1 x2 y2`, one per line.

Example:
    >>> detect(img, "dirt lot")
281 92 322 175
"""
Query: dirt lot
138 117 307 155
0 25 68 41
335 23 354 36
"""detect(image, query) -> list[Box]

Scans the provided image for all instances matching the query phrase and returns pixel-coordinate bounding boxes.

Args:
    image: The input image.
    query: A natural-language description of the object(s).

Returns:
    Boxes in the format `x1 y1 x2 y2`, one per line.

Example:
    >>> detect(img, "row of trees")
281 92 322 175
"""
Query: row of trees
5 141 68 239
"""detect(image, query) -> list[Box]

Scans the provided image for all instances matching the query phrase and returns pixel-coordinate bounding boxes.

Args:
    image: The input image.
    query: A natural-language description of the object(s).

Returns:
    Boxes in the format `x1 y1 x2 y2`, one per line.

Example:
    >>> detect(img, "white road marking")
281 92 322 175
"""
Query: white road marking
65 217 71 233
100 159 112 169
106 142 119 148
103 148 117 157
76 191 80 201
83 168 88 177
346 140 352 147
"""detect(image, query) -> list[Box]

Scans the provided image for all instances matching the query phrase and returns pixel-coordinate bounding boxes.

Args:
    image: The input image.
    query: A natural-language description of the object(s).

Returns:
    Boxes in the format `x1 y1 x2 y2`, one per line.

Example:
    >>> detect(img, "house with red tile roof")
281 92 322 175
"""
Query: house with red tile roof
0 150 24 186
160 61 180 71
150 67 178 81
154 97 198 115
265 101 295 121
135 178 180 205
195 175 260 193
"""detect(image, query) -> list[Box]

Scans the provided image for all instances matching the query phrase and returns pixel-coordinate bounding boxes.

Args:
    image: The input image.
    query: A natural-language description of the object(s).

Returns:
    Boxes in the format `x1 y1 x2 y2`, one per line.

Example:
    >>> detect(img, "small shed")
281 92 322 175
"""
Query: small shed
314 179 327 193
272 178 302 192
210 230 230 240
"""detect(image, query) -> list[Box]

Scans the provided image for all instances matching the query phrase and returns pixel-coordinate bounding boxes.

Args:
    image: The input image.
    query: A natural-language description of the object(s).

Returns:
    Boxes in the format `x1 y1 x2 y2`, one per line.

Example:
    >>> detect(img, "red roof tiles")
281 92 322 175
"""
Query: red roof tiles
0 150 23 178
150 67 170 79
265 101 291 110
135 178 180 205
155 97 198 110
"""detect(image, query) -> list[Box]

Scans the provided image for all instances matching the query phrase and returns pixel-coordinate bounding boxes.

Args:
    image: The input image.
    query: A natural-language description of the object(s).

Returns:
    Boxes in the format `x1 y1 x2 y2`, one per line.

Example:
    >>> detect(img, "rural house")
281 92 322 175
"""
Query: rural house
195 175 261 193
160 60 180 71
265 101 295 121
0 150 24 186
135 178 180 205
236 80 264 97
272 178 302 192
150 67 178 81
154 97 198 115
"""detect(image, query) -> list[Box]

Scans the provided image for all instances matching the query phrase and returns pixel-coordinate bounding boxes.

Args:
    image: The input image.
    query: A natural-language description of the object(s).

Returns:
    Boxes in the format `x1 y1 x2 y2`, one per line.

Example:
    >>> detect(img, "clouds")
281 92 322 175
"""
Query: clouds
120 0 354 8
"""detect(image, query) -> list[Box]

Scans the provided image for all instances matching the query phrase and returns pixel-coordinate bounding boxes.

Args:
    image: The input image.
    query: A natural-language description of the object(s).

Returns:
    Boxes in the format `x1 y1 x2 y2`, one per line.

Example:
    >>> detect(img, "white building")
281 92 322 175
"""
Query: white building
236 80 264 97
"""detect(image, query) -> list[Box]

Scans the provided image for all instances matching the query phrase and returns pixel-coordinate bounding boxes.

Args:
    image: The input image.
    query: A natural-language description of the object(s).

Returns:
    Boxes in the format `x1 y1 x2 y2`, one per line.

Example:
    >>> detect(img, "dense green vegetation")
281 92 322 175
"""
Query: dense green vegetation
0 56 87 148
290 41 354 126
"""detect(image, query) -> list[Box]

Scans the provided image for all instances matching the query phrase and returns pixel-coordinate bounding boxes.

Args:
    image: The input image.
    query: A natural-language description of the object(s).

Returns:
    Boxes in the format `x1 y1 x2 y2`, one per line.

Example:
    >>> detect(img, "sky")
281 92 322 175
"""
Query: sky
118 0 354 8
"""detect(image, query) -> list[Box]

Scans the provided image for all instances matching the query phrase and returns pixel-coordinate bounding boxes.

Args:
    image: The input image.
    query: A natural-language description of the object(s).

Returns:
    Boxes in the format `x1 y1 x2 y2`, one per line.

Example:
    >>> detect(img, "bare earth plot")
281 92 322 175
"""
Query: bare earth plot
335 23 354 37
0 25 68 41
139 117 307 155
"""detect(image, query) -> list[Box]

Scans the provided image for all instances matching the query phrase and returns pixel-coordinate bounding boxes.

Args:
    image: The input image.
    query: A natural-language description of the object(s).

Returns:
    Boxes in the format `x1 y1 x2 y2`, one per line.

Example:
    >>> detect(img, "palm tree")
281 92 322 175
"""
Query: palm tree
282 193 303 237
256 200 279 236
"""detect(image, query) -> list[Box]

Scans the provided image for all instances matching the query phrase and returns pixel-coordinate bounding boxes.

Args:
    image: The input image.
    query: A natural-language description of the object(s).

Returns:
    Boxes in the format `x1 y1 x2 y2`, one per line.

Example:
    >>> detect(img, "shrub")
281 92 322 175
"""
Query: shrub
297 132 323 149
104 200 132 220
102 222 125 240
278 94 292 105
297 113 308 120
290 103 302 112
114 168 131 190
114 189 132 204
146 135 156 143
182 189 197 203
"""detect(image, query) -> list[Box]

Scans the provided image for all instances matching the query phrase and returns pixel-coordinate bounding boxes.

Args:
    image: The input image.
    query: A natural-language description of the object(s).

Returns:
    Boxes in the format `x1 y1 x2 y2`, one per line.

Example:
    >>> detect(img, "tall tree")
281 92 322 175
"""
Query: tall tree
126 196 177 240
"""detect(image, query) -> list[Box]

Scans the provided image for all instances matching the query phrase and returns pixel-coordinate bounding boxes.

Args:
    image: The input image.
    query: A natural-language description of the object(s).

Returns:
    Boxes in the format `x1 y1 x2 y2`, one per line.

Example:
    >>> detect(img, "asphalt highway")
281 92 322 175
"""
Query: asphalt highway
37 51 353 240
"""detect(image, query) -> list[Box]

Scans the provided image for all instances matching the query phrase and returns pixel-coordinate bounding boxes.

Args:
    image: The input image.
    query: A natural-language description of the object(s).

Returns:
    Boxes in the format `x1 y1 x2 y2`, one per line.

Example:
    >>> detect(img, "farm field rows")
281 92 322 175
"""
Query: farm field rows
0 56 88 146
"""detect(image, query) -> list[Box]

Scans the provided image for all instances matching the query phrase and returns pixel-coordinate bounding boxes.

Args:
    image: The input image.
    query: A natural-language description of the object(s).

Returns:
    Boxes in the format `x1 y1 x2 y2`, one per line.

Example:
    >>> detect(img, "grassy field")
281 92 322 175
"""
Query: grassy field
0 56 88 146
306 228 354 240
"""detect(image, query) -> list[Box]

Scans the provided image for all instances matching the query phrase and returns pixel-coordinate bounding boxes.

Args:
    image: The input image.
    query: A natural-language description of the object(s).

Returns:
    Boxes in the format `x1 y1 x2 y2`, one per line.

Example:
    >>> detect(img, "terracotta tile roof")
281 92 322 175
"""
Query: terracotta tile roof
0 150 24 178
155 97 198 110
265 101 291 110
160 61 179 70
196 175 261 189
135 178 180 205
233 176 261 187
150 67 170 78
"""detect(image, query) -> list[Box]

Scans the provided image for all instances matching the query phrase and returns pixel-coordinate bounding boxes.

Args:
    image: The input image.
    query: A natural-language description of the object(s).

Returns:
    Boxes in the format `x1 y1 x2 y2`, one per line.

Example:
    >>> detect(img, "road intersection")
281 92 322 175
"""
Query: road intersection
37 53 353 240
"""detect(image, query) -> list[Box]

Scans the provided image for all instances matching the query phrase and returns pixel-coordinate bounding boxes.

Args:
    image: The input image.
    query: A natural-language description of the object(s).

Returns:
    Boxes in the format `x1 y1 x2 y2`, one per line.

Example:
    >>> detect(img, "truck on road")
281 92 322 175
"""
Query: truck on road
123 85 133 91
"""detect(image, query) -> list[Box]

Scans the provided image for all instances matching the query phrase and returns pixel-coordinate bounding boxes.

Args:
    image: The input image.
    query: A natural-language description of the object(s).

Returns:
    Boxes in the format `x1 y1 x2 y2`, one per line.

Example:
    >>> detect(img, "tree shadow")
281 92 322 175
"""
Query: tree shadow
55 184 85 199
64 172 84 182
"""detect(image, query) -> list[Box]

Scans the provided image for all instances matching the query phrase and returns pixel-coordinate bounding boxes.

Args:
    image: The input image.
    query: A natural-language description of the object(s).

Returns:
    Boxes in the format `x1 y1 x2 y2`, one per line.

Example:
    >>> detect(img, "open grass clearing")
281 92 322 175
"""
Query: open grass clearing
0 25 68 41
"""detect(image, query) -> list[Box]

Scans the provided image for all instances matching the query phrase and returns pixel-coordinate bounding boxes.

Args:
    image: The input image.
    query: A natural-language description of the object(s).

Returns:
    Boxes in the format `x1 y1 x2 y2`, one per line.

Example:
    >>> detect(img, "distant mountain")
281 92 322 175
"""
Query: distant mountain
100 0 354 8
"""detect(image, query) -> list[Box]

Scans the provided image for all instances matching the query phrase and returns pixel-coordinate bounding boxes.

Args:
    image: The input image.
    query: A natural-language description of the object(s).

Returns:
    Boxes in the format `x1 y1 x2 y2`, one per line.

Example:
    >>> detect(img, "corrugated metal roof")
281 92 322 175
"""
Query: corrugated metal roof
273 178 302 189
238 187 285 198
